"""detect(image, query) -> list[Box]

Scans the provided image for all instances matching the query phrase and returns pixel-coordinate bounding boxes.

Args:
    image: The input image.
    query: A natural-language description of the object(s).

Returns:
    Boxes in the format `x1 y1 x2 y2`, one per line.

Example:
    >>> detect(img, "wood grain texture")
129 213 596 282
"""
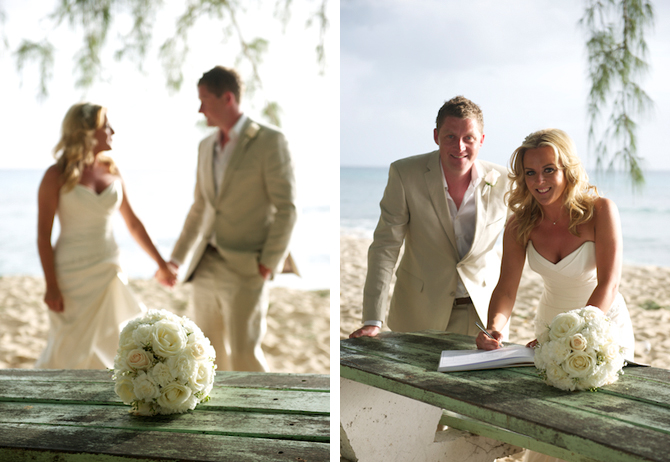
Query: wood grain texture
341 331 670 462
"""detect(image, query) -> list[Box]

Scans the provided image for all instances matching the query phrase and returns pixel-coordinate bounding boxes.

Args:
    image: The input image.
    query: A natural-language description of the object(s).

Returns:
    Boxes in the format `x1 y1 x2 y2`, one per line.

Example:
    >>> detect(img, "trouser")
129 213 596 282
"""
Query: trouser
191 246 269 372
445 297 480 337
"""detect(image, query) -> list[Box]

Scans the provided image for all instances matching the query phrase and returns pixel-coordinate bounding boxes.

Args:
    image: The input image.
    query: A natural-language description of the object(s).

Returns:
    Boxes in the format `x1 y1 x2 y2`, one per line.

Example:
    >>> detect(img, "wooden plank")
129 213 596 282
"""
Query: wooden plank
0 380 329 415
341 346 670 462
344 333 670 409
0 402 329 442
0 423 329 462
0 369 330 391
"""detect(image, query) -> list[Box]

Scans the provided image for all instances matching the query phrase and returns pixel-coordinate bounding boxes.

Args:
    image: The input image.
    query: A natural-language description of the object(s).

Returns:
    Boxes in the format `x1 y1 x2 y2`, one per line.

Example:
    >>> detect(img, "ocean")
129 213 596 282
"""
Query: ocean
0 169 330 290
341 166 670 268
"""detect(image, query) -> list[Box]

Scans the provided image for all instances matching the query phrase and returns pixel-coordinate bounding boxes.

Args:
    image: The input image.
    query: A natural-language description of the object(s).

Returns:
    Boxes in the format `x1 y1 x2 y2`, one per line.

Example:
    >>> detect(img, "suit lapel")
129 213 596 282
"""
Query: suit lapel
425 152 458 255
464 161 490 260
216 118 261 201
202 134 218 204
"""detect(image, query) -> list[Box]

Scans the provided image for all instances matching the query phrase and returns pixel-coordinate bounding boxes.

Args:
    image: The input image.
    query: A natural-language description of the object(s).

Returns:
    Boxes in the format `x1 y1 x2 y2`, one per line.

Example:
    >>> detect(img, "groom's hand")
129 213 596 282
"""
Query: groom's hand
349 325 380 338
258 263 272 280
155 261 179 288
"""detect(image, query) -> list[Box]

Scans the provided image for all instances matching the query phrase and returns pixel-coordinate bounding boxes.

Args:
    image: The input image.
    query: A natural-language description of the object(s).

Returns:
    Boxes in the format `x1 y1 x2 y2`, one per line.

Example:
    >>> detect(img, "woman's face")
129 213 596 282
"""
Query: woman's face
93 115 114 153
523 145 567 207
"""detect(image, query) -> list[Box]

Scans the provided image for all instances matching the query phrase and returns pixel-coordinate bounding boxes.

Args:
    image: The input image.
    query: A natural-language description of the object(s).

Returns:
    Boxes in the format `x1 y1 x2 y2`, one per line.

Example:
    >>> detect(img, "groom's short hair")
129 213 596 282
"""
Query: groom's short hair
436 96 484 133
198 66 243 102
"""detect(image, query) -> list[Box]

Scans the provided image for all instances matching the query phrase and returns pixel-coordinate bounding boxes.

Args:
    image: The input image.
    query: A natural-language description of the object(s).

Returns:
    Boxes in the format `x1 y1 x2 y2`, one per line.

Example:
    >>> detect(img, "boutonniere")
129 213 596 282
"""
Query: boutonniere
482 170 501 197
244 122 260 140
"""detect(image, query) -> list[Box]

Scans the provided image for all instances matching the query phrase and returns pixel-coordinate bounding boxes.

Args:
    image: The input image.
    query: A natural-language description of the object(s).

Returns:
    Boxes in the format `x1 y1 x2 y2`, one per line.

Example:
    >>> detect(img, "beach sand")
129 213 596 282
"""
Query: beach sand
0 276 330 375
340 234 670 461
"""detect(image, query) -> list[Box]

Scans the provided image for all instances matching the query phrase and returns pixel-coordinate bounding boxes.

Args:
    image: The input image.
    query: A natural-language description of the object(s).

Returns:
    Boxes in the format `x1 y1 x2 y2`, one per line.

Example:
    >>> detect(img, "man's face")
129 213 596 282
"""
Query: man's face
433 117 484 175
198 85 227 127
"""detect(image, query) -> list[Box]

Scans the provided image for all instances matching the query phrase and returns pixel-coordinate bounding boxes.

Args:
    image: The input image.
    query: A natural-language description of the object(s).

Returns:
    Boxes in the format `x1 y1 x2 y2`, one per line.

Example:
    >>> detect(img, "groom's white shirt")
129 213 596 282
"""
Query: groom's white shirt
362 151 509 332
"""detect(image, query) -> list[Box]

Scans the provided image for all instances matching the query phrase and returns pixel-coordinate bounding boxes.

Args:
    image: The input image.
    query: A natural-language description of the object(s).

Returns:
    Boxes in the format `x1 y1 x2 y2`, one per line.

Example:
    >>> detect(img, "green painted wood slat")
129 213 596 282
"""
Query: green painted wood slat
341 332 670 462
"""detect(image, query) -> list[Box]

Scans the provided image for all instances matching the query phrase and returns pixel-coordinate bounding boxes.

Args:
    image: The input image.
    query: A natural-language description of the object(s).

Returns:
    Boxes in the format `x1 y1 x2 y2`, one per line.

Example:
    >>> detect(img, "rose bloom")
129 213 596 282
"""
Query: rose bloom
545 363 574 391
126 348 153 371
132 371 161 401
189 361 214 393
157 382 197 414
150 361 175 388
549 312 584 341
152 320 187 357
569 333 588 351
114 376 136 404
562 351 595 378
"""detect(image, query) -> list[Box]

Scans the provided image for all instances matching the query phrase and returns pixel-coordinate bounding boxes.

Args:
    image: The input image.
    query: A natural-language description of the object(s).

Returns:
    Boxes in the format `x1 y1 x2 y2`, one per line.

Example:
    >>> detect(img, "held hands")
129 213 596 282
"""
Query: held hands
258 263 272 280
349 325 381 338
44 286 64 313
475 329 503 350
155 261 178 288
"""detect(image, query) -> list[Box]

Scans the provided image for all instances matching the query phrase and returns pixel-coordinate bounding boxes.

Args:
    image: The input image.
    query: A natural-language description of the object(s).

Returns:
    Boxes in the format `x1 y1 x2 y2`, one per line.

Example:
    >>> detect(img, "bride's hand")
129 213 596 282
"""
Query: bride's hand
44 286 64 313
526 339 539 348
476 330 503 350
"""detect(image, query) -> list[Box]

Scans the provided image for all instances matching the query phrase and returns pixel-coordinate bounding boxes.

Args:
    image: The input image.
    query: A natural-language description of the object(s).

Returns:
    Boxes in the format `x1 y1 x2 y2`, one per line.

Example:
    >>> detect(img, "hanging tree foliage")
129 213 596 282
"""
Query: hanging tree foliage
581 0 654 185
7 0 329 127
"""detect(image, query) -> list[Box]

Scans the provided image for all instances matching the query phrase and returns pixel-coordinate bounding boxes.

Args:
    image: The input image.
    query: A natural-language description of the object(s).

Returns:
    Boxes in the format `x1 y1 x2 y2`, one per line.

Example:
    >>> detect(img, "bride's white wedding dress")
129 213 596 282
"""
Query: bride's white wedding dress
35 180 144 369
522 240 636 462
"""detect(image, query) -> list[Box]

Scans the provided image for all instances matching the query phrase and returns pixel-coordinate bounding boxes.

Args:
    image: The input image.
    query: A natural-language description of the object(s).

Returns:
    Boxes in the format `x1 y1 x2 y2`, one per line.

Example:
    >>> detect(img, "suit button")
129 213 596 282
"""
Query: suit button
450 291 456 297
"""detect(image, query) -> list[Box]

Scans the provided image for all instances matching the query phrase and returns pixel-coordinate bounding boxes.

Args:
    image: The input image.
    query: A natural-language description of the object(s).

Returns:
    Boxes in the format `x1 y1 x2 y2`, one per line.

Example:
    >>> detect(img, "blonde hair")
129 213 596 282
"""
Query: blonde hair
54 103 116 191
507 128 599 245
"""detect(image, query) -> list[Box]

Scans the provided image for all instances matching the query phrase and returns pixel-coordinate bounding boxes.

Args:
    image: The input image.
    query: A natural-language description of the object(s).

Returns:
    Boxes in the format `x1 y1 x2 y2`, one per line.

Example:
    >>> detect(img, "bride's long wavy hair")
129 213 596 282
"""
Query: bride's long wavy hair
54 103 116 192
507 128 600 245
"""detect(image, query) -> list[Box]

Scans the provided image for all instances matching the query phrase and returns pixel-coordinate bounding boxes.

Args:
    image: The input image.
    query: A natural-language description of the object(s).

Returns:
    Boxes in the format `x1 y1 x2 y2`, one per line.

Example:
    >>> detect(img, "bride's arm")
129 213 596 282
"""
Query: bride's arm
477 216 526 350
586 197 623 313
37 166 64 313
117 174 176 287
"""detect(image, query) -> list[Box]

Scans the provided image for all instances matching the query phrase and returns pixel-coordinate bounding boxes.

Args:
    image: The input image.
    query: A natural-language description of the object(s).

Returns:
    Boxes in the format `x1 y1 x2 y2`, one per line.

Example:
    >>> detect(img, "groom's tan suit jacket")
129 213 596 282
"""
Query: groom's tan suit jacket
171 117 297 281
363 152 509 332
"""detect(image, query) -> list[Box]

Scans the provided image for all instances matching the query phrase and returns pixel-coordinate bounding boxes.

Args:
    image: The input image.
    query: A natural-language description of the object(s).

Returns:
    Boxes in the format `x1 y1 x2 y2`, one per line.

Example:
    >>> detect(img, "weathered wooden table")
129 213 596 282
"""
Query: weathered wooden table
341 330 670 462
0 369 329 461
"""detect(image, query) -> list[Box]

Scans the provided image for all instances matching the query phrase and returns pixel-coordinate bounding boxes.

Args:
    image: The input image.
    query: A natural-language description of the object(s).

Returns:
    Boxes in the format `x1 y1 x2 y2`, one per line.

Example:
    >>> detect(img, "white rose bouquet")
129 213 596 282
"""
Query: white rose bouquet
533 306 626 391
112 309 216 415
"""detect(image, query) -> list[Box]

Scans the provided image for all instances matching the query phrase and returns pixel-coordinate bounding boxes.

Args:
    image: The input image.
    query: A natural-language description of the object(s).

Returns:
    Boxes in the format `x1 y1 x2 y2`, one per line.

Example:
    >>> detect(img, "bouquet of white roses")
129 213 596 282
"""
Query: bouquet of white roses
533 306 625 391
112 309 216 415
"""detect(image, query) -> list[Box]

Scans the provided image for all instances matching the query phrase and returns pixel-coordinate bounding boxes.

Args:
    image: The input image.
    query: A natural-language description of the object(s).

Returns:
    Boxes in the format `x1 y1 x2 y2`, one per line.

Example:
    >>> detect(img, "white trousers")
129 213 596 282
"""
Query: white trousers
191 246 269 372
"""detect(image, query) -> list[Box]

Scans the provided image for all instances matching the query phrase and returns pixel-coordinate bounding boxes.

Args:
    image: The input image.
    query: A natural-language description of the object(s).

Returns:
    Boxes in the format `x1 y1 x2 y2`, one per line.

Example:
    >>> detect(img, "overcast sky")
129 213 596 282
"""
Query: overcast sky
341 0 670 171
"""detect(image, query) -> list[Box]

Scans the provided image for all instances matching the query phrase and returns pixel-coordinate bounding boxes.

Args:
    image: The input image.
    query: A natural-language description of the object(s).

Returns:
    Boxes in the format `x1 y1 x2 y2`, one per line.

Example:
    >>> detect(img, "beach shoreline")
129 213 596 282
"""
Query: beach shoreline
340 234 670 370
0 276 329 374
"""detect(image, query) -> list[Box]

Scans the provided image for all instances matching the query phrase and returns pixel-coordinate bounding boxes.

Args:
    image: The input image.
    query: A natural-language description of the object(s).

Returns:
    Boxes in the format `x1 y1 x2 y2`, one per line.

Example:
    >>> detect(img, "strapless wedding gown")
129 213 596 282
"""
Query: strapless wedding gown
35 180 144 369
523 240 635 462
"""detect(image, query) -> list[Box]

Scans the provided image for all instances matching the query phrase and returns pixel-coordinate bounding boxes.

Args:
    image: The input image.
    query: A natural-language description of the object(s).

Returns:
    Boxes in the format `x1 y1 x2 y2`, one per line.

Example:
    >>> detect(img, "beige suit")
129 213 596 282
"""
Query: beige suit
172 117 296 371
363 152 509 333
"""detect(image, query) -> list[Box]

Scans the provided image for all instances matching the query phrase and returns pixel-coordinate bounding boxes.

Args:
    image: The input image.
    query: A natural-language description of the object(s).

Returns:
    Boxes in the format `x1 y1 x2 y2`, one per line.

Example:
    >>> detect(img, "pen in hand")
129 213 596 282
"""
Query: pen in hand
475 321 502 346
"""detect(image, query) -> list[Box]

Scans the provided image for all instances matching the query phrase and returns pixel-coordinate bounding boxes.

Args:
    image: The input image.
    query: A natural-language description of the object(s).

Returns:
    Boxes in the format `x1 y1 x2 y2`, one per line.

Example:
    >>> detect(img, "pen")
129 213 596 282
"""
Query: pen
475 321 501 344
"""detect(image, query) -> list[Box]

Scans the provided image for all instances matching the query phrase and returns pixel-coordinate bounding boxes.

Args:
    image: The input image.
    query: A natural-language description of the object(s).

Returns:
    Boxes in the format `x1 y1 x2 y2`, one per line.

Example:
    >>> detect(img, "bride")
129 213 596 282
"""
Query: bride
476 128 635 462
36 102 176 369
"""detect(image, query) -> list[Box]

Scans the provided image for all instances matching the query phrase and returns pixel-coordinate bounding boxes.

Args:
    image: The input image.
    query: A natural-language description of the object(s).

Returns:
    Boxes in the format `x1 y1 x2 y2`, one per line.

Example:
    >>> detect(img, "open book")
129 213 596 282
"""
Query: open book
438 346 535 372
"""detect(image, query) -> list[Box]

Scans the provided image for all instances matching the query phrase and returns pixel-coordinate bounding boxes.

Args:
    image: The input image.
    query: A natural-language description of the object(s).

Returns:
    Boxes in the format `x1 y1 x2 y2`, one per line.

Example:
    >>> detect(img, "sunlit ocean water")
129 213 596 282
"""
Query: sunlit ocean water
341 166 670 268
0 169 329 290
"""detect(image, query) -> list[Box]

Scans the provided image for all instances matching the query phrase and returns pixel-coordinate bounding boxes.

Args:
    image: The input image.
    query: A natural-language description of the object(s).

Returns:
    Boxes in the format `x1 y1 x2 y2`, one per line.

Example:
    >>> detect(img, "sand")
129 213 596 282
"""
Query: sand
0 276 330 375
340 234 670 369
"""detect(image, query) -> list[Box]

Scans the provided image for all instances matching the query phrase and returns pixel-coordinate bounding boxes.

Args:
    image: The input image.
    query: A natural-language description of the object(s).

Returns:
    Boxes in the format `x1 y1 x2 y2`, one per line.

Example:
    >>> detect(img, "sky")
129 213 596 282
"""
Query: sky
341 0 670 171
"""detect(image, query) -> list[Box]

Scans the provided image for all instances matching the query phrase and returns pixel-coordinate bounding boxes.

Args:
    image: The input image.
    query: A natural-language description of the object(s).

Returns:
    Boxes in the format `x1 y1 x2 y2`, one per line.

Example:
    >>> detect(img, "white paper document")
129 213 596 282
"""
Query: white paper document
438 346 535 372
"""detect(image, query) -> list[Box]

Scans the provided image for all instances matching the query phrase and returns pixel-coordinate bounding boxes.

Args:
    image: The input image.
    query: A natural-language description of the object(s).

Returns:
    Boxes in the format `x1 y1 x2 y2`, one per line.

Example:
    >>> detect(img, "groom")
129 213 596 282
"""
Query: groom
350 96 510 339
165 66 297 372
